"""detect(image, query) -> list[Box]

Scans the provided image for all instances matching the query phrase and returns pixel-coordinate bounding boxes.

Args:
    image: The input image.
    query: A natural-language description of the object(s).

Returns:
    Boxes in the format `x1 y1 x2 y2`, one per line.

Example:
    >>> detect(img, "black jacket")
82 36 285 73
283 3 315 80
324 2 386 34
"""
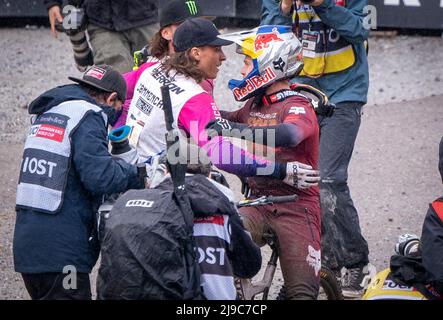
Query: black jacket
157 175 262 279
44 0 158 32
421 197 443 295
13 84 143 274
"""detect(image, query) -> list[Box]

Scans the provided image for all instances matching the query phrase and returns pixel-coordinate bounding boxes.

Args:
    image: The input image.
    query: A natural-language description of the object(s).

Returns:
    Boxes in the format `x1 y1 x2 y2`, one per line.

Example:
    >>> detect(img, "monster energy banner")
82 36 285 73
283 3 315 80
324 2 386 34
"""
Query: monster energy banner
1 0 443 30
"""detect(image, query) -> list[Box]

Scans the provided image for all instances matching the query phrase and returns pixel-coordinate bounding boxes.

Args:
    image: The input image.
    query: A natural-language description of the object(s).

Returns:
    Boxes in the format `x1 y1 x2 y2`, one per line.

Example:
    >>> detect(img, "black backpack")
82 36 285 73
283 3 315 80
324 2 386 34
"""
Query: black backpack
97 186 203 300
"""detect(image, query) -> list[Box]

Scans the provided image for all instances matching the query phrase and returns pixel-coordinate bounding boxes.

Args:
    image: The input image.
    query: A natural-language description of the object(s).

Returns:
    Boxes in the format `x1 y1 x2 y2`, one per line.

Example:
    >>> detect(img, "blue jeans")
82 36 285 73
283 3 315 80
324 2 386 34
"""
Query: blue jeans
260 0 292 26
317 102 369 270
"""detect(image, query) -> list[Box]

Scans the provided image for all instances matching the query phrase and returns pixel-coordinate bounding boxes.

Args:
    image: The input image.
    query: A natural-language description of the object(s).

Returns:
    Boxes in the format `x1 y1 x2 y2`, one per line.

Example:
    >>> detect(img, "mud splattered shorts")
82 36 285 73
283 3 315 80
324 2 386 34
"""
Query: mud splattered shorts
239 197 321 300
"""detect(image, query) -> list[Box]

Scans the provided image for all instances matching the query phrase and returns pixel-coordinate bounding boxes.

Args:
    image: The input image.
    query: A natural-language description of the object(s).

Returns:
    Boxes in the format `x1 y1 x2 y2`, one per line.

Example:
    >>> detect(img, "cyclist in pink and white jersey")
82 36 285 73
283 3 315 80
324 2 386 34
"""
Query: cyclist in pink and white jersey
119 18 318 187
113 0 213 128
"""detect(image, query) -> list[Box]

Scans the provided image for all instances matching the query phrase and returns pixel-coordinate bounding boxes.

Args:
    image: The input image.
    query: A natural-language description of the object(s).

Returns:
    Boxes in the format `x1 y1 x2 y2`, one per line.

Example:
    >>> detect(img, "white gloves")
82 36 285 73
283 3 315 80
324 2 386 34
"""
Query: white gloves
144 152 168 188
283 161 320 189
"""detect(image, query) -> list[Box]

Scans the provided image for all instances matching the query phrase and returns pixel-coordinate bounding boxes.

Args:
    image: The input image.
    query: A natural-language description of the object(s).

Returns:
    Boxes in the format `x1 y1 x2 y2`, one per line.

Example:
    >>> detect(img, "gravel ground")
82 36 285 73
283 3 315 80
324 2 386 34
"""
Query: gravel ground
0 26 442 300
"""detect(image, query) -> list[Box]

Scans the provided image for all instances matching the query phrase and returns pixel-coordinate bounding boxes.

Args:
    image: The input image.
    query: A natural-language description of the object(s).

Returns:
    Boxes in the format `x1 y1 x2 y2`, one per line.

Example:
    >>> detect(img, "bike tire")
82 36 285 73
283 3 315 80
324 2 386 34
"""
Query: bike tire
319 267 344 300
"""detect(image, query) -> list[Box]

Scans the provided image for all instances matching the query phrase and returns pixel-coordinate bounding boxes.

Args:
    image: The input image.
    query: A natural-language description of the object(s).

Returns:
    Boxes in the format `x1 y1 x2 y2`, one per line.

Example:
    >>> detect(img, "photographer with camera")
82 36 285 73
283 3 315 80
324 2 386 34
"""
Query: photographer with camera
261 0 373 298
45 0 158 73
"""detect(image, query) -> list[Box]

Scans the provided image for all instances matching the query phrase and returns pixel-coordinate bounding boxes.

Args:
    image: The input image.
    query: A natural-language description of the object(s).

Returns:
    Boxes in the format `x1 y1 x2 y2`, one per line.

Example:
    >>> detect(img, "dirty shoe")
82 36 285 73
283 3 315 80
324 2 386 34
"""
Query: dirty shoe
341 263 376 298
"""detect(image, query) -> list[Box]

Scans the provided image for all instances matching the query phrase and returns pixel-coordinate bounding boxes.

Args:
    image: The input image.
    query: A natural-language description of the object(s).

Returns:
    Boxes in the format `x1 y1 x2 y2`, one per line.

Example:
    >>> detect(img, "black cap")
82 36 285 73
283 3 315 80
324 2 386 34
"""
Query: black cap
160 0 204 28
69 65 127 101
173 18 233 52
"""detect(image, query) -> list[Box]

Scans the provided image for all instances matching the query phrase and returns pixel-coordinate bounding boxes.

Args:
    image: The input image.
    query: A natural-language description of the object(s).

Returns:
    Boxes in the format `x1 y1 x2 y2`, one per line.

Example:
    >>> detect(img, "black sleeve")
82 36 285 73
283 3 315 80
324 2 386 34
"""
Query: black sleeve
44 0 63 10
227 213 262 278
421 202 443 295
246 123 302 148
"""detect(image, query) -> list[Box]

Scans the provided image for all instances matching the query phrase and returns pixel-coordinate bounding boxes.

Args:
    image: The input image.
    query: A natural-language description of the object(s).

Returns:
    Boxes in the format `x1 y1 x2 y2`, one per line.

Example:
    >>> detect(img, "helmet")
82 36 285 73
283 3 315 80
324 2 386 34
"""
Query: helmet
218 25 304 101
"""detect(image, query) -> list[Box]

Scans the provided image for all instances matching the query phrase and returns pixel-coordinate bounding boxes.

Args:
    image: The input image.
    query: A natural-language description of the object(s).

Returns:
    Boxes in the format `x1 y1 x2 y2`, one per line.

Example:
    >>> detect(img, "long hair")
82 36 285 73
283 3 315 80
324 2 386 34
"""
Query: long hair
149 30 169 59
164 49 205 83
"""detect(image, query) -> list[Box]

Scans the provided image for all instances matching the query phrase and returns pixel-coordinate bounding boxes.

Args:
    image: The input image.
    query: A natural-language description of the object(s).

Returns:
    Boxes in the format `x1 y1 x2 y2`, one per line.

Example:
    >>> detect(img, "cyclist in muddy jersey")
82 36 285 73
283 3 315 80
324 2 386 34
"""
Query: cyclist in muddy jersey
206 25 321 299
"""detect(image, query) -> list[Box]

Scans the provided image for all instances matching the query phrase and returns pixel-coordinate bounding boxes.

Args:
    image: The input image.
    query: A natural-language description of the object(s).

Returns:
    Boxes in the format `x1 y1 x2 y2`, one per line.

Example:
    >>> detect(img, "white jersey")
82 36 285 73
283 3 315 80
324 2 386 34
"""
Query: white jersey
126 63 205 162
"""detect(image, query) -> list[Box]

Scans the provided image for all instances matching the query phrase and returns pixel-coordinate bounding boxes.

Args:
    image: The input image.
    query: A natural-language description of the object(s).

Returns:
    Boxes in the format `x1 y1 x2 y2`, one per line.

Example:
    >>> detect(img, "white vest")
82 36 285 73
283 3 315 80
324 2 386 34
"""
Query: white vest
126 64 205 162
16 100 106 213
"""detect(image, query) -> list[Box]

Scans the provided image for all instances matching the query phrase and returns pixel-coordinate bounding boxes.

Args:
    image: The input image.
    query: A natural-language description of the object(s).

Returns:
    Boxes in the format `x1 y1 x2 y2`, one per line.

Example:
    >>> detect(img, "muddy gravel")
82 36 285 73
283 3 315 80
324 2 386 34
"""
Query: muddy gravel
0 26 442 300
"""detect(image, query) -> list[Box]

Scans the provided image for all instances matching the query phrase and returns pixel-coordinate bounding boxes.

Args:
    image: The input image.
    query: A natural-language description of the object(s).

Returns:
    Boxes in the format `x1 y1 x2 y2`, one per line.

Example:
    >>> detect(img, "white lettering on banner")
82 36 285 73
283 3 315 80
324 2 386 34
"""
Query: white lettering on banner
22 157 57 178
384 0 421 7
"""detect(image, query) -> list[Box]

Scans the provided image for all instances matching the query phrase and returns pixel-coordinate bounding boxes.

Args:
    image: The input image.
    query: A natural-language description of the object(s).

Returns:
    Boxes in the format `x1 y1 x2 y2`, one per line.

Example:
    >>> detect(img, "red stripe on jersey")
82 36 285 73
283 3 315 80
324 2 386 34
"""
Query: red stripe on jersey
432 201 443 223
194 215 224 226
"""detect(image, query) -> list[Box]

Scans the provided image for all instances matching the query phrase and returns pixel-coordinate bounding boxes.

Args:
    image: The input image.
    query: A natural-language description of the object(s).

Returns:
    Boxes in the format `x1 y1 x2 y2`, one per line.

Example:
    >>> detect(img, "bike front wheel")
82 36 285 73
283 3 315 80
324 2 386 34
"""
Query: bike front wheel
318 267 343 300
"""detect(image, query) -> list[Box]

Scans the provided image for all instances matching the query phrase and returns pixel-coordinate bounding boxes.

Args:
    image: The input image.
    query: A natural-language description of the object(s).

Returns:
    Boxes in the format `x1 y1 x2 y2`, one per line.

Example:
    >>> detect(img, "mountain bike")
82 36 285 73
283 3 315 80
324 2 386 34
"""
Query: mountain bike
234 195 344 300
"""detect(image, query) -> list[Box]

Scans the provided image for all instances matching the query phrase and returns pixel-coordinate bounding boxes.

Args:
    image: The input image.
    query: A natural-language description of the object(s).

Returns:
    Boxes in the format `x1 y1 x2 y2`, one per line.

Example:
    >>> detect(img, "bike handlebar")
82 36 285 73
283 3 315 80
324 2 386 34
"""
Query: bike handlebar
236 194 298 208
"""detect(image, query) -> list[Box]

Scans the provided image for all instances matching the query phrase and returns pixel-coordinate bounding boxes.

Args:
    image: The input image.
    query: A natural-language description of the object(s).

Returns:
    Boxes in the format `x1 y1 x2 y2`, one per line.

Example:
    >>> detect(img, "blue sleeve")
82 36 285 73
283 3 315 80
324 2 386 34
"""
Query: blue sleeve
71 112 143 196
314 0 369 44
261 0 292 26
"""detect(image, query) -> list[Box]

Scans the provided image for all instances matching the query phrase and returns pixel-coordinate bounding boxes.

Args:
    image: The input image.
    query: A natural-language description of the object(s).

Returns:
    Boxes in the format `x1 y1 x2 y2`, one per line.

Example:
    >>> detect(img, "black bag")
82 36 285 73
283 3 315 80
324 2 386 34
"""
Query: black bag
97 187 202 300
390 254 440 300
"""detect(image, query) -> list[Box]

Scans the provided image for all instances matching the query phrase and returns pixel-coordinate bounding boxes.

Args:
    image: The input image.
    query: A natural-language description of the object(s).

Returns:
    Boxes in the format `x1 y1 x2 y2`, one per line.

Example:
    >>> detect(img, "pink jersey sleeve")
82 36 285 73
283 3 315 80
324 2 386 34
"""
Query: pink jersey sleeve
113 61 158 129
178 93 279 177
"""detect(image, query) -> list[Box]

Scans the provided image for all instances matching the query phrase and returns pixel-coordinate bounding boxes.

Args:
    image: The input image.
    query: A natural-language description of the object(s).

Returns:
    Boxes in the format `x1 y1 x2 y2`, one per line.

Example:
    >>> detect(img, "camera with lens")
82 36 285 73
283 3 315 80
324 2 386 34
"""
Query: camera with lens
395 234 421 258
54 3 93 72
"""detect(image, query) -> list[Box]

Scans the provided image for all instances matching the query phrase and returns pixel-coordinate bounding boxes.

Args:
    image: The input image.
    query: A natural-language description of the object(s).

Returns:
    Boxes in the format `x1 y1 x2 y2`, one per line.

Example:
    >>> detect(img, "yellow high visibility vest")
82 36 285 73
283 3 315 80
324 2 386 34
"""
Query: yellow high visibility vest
295 3 357 77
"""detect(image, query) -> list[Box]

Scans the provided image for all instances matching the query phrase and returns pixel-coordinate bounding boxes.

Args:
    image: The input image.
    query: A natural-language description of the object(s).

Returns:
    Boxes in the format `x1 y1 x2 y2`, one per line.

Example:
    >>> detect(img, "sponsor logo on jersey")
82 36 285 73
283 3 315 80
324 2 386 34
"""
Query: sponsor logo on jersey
288 106 306 115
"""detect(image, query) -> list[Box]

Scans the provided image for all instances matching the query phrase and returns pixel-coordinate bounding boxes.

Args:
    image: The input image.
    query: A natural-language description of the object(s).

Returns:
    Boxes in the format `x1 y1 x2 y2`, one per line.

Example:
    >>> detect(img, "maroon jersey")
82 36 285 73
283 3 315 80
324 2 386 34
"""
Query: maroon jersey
226 95 319 199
